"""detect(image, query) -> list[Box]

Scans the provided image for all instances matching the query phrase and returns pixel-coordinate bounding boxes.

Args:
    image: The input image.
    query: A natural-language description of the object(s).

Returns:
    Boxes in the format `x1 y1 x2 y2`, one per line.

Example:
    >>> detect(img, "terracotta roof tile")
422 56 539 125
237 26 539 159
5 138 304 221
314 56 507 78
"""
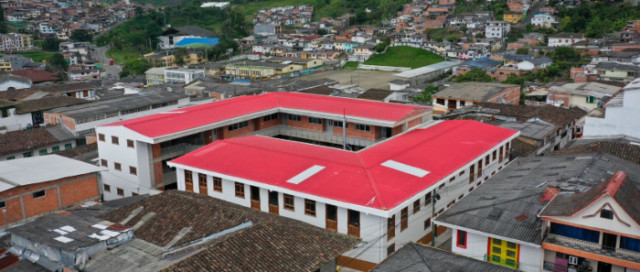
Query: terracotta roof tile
11 70 58 83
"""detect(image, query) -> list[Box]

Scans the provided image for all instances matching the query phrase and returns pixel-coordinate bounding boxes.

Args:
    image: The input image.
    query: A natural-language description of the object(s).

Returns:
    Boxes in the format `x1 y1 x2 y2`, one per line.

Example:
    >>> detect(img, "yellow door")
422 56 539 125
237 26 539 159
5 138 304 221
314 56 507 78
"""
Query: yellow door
488 238 520 269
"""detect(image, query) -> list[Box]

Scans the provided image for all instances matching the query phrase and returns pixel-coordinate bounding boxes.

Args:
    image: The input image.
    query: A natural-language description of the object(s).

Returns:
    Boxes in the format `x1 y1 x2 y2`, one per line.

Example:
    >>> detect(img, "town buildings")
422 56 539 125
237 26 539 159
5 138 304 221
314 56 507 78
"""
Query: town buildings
431 83 521 115
485 21 511 40
548 33 586 47
0 33 33 53
584 78 640 139
164 67 205 85
167 119 518 269
0 126 76 160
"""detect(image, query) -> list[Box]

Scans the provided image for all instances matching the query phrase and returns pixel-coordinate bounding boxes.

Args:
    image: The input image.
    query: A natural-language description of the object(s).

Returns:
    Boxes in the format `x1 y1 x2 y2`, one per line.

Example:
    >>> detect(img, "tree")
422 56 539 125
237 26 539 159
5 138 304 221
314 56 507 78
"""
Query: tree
135 6 143 17
0 2 6 34
70 29 93 42
174 47 188 66
516 47 529 55
413 85 439 103
317 28 328 35
43 37 61 51
120 58 151 78
552 46 578 62
45 53 68 72
453 68 493 82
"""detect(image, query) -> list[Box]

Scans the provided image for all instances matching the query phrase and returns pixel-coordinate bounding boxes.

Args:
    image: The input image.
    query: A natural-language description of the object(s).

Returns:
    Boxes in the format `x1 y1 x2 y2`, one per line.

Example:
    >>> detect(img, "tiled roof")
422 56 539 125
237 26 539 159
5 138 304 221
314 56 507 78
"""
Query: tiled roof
476 102 586 128
555 139 640 164
372 243 518 272
11 69 58 83
358 88 393 101
541 171 640 225
0 126 73 156
99 191 360 272
433 83 519 102
35 82 95 94
0 88 41 101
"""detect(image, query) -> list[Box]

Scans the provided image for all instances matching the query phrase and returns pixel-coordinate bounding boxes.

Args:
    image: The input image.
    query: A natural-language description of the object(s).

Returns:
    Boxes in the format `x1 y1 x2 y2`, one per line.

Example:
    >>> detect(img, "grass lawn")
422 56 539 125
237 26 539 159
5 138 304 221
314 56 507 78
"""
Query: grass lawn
343 61 359 69
15 51 55 62
364 46 444 69
106 47 141 64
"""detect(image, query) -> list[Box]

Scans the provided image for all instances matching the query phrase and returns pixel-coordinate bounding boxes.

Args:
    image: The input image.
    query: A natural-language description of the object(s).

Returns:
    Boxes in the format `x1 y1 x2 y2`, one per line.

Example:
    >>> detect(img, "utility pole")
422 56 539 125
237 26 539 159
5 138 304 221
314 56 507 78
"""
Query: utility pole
431 188 438 247
342 108 347 150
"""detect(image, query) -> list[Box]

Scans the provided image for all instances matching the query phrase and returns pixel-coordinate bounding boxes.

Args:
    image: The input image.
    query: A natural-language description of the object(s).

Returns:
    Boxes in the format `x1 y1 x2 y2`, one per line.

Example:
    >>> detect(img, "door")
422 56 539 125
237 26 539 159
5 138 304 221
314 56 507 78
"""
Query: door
447 99 457 110
250 186 260 210
602 233 617 250
268 191 279 215
347 209 360 237
326 204 337 232
597 261 612 272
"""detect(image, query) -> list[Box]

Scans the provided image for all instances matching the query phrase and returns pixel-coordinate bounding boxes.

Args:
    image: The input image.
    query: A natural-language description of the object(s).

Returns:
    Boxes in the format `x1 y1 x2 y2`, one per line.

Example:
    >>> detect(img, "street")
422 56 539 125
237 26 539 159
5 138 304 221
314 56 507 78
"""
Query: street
92 45 122 80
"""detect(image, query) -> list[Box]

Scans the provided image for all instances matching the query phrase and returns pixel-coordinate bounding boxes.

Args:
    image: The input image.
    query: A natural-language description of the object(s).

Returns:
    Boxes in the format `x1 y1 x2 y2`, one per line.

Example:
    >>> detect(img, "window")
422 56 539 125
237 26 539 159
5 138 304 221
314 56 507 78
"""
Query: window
460 101 466 107
447 200 455 208
304 199 316 216
112 136 119 145
600 209 614 219
132 192 139 196
0 201 5 209
550 222 600 242
413 199 420 214
6 156 15 160
228 121 249 131
332 120 347 128
23 152 32 158
52 146 60 153
129 166 137 175
621 236 640 253
493 150 497 160
100 159 107 167
387 244 396 256
104 184 111 192
436 98 445 105
469 165 475 184
458 194 464 200
449 176 455 183
355 123 370 131
213 177 222 192
65 144 72 150
288 114 302 121
457 230 467 248
438 183 445 190
424 218 431 230
401 207 408 231
98 133 105 142
424 192 432 205
388 215 396 240
284 194 294 210
235 182 245 198
263 113 279 121
39 149 47 155
114 162 121 171
488 238 519 269
33 190 45 198
308 117 322 124
499 146 504 163
485 155 490 166
184 170 193 187
117 188 124 196
459 171 465 176
127 140 134 148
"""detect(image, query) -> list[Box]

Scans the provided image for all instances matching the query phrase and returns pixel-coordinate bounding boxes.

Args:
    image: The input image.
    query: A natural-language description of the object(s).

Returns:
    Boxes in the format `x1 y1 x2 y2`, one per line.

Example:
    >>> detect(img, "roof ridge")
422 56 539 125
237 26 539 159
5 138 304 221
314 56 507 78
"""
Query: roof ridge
355 152 388 209
604 171 626 197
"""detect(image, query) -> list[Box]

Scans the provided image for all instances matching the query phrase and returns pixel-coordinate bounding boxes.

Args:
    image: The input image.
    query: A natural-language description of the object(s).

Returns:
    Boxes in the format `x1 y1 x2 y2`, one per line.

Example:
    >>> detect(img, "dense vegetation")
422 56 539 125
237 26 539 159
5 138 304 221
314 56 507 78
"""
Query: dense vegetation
452 67 493 83
364 46 444 68
555 2 640 38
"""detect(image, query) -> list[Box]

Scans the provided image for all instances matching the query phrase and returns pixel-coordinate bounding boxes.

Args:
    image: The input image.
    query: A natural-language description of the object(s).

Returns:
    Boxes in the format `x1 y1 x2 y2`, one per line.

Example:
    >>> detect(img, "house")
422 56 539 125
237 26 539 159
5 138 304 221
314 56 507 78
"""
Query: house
144 49 206 67
0 126 76 160
372 243 518 272
549 82 622 110
167 120 518 270
0 73 32 91
144 67 171 86
351 43 377 62
388 79 410 91
531 12 556 28
548 33 586 47
157 25 217 50
593 62 640 83
591 51 640 65
485 21 511 40
254 24 281 36
517 57 553 71
584 78 640 139
33 82 97 100
539 171 640 272
4 190 361 271
0 55 36 71
164 67 205 85
431 83 521 115
0 155 101 227
503 11 523 24
96 92 432 201
224 61 300 78
434 153 640 272
442 102 587 156
357 88 394 101
184 77 260 99
44 87 192 141
393 61 459 86
0 95 87 131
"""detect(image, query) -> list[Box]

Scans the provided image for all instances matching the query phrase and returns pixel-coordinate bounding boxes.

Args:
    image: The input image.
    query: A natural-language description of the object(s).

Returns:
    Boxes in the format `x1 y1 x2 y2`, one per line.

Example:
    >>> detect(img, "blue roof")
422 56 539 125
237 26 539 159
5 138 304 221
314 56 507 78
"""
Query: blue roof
463 57 500 68
175 38 220 47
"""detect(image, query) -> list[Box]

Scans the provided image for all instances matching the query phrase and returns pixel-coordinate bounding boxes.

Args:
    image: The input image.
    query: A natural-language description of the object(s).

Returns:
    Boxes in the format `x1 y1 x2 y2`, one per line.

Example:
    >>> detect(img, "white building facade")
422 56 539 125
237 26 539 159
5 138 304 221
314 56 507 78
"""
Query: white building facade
485 21 511 39
584 78 640 139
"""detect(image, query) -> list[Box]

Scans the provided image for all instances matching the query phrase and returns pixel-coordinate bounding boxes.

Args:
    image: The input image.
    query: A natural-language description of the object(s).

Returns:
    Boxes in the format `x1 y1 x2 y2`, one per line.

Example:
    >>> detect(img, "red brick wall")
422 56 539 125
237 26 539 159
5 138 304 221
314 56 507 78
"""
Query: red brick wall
333 122 378 140
612 43 640 52
392 125 404 136
224 120 255 139
0 174 99 227
488 86 521 105
209 93 222 99
287 116 324 132
570 67 585 80
408 117 422 128
256 115 283 131
152 144 162 186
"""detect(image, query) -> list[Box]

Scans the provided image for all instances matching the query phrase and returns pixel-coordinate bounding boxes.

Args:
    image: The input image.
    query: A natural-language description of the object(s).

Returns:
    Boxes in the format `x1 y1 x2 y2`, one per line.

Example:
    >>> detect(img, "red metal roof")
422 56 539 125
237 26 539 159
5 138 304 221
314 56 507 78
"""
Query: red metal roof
170 120 518 211
102 92 429 138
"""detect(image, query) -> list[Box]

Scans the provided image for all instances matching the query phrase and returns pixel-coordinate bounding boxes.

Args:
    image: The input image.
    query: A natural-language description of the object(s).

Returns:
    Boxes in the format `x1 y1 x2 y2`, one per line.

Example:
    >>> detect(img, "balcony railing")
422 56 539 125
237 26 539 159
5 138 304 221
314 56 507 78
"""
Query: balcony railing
250 125 380 148
159 143 202 161
545 234 640 263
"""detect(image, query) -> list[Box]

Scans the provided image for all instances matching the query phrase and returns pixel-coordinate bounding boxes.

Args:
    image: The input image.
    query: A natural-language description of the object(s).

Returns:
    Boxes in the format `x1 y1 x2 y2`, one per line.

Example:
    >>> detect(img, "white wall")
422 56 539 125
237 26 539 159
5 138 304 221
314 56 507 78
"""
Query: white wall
584 90 640 139
1 140 75 161
0 80 31 91
0 108 32 132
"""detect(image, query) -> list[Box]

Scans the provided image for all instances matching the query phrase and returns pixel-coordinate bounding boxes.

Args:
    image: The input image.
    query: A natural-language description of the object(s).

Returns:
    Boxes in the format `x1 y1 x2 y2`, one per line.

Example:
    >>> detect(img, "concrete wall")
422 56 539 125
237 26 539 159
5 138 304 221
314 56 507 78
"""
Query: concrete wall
0 108 32 132
584 90 640 139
